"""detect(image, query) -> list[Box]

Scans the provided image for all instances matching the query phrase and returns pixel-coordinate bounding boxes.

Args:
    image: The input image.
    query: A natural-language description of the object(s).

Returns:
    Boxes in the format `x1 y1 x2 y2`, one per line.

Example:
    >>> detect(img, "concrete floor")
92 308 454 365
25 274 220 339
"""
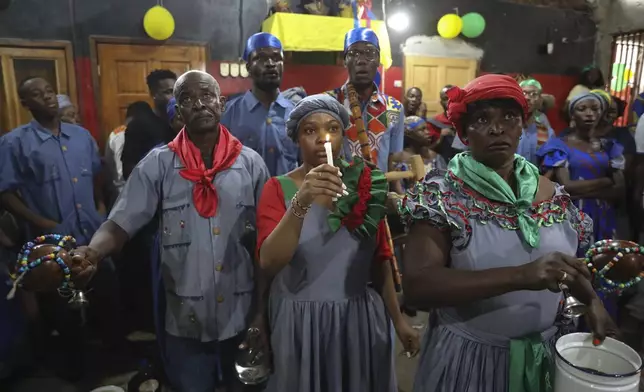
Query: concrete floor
5 313 642 392
2 313 427 392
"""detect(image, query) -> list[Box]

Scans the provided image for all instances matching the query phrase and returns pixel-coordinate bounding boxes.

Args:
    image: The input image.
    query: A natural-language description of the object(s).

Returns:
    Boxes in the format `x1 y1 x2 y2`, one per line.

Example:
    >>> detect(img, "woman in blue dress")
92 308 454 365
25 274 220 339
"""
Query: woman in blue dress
538 92 626 319
538 92 625 243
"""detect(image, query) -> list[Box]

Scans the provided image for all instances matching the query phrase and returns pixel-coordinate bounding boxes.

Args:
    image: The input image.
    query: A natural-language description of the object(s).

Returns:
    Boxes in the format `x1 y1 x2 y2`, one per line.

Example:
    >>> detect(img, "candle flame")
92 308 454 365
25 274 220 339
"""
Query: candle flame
325 134 330 142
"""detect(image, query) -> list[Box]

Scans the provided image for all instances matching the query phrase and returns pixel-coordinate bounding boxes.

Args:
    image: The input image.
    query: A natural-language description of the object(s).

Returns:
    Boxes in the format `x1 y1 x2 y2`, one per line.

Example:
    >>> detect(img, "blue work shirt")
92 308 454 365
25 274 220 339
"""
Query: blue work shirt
326 83 404 172
517 112 555 165
0 120 104 245
221 91 298 176
109 145 269 342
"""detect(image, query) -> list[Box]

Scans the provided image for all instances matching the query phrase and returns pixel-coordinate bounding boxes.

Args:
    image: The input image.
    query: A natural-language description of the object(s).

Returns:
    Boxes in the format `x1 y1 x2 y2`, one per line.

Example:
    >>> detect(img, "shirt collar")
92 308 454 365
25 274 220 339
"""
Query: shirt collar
342 81 386 106
29 119 71 141
242 90 289 112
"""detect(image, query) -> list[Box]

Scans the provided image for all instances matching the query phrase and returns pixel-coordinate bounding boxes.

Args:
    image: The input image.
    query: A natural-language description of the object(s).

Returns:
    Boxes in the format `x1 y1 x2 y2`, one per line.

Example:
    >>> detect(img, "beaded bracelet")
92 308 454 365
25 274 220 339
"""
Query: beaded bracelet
10 234 76 290
290 192 311 219
583 239 644 294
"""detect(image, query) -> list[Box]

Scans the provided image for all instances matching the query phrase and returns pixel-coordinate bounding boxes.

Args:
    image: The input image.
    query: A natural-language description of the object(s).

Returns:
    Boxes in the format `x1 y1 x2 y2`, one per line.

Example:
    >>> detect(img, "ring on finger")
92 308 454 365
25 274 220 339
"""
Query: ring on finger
560 271 567 283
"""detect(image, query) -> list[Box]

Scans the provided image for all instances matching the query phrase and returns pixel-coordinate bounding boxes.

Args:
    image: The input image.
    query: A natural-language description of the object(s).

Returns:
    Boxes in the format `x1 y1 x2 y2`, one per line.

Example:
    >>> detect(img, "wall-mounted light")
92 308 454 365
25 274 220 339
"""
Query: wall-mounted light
387 0 411 33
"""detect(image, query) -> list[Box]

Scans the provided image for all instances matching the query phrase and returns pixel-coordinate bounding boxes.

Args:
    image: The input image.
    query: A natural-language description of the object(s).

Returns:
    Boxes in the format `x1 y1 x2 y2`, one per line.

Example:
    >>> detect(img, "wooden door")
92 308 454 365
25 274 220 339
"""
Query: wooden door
97 43 207 142
404 56 478 118
0 45 77 133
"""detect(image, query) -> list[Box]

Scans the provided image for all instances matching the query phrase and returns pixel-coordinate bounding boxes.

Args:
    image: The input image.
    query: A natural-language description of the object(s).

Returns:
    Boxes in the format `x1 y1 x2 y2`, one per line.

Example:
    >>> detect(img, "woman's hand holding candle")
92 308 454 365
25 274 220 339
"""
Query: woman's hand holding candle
296 164 348 208
324 134 339 201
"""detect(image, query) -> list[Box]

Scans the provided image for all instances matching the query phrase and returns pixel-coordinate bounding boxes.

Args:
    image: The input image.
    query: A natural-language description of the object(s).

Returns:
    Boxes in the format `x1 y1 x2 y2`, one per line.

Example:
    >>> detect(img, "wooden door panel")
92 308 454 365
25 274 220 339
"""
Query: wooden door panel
0 46 75 132
404 56 478 118
97 43 206 144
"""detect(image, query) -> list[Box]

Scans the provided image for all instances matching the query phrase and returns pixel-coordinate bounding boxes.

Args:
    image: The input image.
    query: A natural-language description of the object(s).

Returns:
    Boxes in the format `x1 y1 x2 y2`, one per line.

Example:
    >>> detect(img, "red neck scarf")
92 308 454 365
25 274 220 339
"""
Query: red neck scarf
446 74 528 145
168 124 242 218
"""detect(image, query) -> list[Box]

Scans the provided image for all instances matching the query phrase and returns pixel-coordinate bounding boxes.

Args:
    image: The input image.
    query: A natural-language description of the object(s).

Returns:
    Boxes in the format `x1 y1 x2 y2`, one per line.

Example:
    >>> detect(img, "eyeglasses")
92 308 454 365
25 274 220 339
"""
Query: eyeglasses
346 48 379 61
178 92 217 107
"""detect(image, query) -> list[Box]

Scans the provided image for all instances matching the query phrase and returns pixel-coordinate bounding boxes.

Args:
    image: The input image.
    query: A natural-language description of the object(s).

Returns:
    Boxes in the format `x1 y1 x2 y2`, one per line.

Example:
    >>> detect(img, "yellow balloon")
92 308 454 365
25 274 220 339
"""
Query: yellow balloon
437 14 463 39
143 6 175 41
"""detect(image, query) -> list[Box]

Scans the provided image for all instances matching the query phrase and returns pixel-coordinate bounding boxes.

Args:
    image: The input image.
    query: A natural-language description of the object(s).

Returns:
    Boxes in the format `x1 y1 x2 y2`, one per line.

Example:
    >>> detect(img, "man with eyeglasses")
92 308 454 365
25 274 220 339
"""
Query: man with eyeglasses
222 33 299 176
69 70 270 391
326 27 404 190
517 78 555 165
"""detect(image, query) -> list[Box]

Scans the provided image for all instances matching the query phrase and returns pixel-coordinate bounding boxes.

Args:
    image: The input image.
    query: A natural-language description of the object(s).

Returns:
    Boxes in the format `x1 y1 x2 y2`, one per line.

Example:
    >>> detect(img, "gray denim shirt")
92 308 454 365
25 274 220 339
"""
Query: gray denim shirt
109 145 270 342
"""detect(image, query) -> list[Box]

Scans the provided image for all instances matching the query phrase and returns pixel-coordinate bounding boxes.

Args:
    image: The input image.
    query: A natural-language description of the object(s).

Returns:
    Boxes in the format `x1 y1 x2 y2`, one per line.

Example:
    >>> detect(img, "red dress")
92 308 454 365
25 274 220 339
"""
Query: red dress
256 177 392 262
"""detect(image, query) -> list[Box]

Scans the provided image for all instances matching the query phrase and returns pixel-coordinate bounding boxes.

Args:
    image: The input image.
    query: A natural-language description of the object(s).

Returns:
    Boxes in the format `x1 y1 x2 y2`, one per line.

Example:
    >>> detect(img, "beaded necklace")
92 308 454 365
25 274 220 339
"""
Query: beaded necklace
584 239 644 294
7 234 76 299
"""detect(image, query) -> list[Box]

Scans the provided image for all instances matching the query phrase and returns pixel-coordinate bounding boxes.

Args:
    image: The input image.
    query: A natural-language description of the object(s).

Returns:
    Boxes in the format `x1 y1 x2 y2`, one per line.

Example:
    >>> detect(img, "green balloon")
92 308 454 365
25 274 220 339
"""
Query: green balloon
461 12 486 38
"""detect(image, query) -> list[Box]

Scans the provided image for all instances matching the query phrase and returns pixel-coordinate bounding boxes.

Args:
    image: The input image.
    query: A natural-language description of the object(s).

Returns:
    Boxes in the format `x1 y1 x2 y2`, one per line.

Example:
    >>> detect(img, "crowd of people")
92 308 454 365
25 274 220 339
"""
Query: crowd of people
0 25 643 392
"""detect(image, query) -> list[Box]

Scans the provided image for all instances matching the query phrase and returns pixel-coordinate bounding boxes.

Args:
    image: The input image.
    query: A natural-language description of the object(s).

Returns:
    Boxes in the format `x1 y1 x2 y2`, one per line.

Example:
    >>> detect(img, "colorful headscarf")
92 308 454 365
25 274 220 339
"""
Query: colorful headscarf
568 92 602 117
344 27 380 52
445 74 528 144
243 32 283 61
167 97 177 122
519 78 542 92
404 116 426 132
57 94 73 109
286 94 351 141
590 89 611 112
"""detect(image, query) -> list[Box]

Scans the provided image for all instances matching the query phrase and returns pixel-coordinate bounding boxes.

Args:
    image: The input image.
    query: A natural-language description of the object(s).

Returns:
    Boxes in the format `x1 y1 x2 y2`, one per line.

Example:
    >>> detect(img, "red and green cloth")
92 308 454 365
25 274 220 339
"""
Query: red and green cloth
328 157 388 238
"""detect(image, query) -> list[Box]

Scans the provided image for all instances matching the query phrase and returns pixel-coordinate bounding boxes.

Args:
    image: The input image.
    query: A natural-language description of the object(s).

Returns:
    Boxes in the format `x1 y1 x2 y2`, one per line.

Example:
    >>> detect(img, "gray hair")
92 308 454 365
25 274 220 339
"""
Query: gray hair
286 94 351 141
173 70 220 97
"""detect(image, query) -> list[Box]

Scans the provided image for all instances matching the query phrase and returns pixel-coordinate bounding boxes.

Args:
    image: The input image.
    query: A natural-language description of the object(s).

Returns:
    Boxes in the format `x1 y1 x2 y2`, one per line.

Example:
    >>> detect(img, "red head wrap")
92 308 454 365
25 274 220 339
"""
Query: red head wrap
446 74 529 145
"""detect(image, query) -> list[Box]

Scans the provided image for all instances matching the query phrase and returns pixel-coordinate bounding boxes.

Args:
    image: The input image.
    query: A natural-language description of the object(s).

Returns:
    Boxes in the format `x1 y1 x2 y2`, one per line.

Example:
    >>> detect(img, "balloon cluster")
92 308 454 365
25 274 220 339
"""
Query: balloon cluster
437 12 486 40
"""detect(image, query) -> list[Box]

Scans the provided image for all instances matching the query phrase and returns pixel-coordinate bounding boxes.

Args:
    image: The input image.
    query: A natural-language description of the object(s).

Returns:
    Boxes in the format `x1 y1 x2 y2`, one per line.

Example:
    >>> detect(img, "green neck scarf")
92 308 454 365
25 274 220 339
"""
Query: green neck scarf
448 153 541 248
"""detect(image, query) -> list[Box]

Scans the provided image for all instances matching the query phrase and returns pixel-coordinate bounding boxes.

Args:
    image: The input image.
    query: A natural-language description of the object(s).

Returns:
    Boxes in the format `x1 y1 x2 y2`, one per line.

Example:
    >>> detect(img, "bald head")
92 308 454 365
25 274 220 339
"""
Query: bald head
174 70 225 135
440 84 454 113
404 87 423 115
174 70 220 97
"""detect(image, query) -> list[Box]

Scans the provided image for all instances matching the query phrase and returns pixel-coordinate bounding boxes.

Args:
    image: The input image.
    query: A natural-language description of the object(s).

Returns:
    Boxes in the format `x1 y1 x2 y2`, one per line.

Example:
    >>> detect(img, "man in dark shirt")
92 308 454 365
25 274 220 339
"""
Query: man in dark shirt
122 69 177 179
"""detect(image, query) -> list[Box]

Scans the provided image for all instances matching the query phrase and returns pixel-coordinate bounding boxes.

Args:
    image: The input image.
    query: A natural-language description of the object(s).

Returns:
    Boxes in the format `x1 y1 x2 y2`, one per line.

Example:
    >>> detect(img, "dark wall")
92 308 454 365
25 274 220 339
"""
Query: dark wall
377 0 596 74
0 0 596 74
0 0 266 59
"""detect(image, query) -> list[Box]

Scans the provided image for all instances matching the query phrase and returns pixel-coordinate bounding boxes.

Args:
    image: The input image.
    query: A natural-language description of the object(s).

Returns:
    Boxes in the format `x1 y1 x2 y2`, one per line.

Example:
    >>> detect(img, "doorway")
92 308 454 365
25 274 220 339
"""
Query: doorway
0 40 77 134
404 56 478 118
95 41 207 142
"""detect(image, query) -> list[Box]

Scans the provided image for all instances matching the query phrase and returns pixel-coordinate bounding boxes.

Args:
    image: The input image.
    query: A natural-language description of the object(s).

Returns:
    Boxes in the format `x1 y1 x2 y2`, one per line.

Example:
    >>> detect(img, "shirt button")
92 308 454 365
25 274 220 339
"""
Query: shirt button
266 118 272 125
72 177 78 183
61 146 67 151
217 295 224 303
212 227 220 235
215 264 223 272
189 314 196 323
76 203 82 209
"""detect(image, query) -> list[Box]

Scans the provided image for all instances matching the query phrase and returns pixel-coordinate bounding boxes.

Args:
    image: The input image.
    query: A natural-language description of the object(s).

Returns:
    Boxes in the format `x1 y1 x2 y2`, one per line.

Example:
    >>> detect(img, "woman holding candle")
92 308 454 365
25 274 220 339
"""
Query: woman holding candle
256 94 419 392
399 75 617 392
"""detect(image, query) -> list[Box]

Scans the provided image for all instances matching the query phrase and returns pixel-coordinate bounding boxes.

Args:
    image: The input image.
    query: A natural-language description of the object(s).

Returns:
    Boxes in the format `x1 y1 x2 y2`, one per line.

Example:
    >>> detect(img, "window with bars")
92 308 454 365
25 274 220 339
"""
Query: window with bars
609 31 644 127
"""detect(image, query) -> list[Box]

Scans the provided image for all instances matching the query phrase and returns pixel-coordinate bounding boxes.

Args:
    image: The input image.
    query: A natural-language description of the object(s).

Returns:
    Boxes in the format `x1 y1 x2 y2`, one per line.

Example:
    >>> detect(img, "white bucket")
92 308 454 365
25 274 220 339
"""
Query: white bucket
555 333 642 392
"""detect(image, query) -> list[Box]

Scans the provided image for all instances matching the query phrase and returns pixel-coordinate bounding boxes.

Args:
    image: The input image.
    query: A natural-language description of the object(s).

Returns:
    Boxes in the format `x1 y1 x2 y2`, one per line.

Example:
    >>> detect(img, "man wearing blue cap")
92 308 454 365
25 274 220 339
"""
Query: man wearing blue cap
222 32 299 177
326 27 404 187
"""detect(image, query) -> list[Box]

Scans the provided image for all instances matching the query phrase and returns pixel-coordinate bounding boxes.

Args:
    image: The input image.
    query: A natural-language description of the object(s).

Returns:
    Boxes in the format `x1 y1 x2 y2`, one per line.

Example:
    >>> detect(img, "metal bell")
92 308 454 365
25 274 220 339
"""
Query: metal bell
559 283 587 319
68 290 89 310
235 327 270 385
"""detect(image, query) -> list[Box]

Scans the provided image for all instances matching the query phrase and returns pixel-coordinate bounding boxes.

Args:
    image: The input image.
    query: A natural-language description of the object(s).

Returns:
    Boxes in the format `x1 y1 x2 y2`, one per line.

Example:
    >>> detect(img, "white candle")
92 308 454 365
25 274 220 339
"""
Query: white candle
324 134 337 201
324 134 334 166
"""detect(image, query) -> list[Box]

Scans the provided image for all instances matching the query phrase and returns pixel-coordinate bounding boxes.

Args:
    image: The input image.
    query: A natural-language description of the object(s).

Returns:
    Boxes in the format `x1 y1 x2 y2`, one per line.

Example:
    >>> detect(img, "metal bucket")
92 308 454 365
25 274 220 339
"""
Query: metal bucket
555 333 642 392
